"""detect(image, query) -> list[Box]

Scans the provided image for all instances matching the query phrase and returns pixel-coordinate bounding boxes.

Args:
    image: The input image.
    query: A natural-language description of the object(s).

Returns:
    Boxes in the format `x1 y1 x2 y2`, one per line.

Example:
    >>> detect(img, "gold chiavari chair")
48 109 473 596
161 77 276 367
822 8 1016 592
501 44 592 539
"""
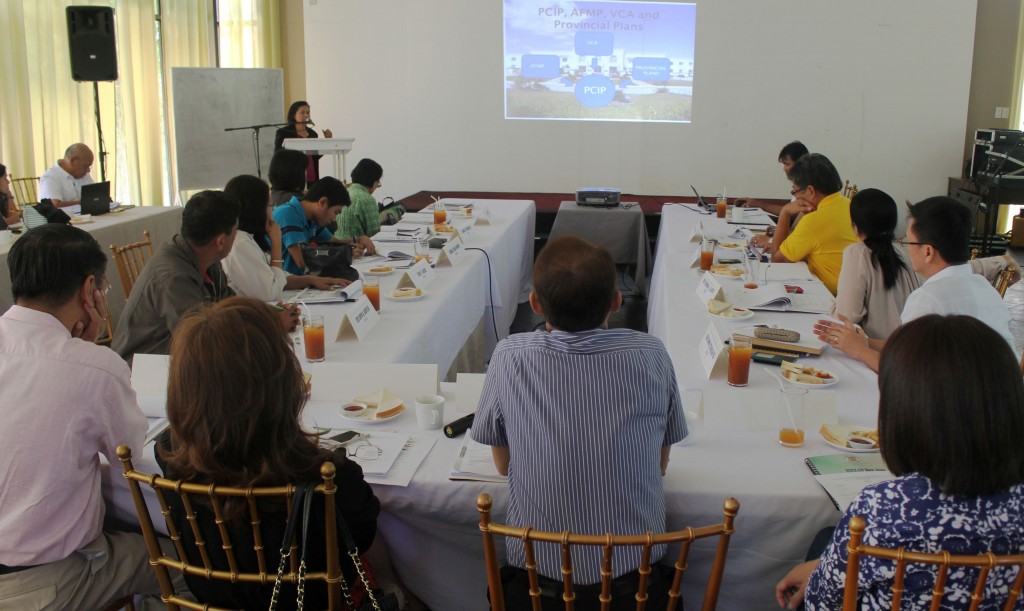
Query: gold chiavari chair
841 515 1024 610
478 494 740 611
117 445 344 611
10 176 39 208
110 230 154 299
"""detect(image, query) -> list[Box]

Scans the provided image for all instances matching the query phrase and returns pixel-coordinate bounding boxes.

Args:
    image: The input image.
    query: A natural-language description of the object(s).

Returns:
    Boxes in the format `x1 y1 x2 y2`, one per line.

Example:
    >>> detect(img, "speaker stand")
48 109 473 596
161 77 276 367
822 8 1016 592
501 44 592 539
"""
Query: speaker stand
92 81 108 182
224 122 289 179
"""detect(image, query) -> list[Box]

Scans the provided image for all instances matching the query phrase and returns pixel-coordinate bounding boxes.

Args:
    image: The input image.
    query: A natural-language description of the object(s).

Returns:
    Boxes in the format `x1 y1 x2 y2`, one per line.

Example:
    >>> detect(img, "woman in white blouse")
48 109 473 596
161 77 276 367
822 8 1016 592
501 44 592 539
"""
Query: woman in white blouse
221 175 350 301
832 189 1017 340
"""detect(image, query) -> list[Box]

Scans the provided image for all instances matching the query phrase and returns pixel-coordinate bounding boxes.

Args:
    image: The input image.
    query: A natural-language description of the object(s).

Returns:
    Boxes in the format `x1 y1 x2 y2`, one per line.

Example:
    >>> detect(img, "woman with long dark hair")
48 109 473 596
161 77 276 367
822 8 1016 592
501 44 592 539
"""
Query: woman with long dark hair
220 174 350 301
273 100 332 188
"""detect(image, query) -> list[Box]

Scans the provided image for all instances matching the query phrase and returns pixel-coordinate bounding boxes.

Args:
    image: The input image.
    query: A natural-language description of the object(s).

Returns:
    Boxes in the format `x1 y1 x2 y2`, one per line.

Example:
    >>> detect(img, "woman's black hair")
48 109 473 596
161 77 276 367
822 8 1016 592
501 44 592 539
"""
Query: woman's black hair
285 100 308 127
224 175 271 253
849 188 908 290
879 314 1024 496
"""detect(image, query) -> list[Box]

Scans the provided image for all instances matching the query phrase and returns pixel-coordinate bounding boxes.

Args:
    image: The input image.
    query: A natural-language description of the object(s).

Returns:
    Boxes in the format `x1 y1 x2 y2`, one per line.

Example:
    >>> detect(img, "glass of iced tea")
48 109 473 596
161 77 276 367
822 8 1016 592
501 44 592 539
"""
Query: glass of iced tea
700 238 715 272
727 336 752 386
302 315 326 362
778 387 807 447
363 276 380 311
414 241 431 264
716 195 727 219
433 201 447 225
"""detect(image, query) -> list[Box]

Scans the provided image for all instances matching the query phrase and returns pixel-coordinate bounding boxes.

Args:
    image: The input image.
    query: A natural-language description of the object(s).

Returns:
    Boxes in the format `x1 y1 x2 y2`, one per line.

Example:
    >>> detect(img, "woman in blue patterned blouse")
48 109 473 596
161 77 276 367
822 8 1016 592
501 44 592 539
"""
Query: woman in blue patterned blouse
775 314 1024 610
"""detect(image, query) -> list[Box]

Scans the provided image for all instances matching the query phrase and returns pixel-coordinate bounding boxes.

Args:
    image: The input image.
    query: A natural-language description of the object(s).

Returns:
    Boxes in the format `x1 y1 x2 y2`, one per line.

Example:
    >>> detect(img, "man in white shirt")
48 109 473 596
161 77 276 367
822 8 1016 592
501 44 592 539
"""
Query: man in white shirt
38 143 95 208
815 196 1014 371
0 224 161 608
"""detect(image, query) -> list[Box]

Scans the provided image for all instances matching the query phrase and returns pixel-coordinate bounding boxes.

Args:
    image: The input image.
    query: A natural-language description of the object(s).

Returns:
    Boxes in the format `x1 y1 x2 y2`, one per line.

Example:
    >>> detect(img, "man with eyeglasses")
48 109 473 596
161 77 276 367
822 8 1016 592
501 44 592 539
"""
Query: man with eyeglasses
753 153 858 294
0 224 165 607
815 196 1014 372
38 143 96 209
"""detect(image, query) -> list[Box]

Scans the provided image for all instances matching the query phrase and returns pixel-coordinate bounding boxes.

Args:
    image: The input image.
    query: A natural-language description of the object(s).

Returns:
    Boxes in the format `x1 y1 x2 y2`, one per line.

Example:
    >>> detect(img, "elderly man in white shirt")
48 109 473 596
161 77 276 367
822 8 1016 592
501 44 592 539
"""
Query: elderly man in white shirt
816 196 1014 372
0 224 168 608
38 143 95 208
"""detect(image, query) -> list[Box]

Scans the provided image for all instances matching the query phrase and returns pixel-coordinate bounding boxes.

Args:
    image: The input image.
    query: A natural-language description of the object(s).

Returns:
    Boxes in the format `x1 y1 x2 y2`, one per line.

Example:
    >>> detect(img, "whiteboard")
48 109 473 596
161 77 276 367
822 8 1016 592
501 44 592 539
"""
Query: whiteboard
171 68 283 192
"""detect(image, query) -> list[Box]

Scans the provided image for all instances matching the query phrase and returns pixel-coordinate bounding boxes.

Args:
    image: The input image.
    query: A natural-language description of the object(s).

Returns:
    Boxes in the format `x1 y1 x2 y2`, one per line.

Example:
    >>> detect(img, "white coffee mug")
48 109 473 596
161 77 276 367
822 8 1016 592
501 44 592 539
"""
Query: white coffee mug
414 395 445 430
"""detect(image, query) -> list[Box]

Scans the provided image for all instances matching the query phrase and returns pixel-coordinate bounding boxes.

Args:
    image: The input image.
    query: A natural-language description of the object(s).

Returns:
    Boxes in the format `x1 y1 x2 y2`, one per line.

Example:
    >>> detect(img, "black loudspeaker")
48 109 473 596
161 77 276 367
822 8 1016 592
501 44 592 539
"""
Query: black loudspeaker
66 6 118 82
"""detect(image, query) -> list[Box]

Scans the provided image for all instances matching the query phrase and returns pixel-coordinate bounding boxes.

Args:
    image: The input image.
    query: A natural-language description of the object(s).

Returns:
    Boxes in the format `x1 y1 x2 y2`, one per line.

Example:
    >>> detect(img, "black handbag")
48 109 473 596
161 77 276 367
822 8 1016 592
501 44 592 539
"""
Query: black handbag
35 199 72 225
298 242 358 282
268 483 401 611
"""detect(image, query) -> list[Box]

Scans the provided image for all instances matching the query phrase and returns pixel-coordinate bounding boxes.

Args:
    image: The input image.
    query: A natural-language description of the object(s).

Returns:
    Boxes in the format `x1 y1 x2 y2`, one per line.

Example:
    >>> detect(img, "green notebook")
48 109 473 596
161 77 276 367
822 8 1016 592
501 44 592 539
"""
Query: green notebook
805 453 892 511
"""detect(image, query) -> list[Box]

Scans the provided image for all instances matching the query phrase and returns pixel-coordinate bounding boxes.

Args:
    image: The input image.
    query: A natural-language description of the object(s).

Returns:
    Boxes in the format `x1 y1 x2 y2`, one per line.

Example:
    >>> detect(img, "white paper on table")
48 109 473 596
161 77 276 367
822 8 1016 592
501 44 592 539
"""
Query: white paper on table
363 433 437 487
449 431 507 483
310 362 438 406
132 354 171 417
145 417 170 445
345 431 409 475
455 373 486 415
701 389 837 432
813 471 894 512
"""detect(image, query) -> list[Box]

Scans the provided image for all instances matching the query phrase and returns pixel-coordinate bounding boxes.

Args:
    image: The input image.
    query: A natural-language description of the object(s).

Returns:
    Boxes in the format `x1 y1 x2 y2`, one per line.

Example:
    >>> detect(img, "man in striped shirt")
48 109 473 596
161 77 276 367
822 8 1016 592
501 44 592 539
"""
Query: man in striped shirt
473 235 687 609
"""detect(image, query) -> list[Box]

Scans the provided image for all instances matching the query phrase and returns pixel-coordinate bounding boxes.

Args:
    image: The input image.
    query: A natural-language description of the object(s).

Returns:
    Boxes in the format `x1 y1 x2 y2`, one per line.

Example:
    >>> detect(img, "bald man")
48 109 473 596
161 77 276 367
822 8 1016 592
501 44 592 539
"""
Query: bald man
39 143 95 208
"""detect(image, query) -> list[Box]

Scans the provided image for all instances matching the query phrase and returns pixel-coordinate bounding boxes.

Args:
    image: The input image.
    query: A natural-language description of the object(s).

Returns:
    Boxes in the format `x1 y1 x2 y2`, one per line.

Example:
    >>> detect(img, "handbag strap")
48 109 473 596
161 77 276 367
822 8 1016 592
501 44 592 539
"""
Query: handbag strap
334 502 383 611
296 482 315 611
268 483 309 611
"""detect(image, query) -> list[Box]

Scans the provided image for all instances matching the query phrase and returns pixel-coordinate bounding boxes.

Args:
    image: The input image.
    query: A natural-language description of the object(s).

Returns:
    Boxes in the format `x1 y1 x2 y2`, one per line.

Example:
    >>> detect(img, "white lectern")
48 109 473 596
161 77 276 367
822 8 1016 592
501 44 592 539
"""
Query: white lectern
282 137 355 180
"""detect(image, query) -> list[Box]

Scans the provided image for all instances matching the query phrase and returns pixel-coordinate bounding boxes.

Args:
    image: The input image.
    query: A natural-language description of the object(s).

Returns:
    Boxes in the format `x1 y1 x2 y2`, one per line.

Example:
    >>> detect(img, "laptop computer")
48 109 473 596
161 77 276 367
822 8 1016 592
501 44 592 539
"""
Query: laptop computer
689 185 713 211
80 181 112 215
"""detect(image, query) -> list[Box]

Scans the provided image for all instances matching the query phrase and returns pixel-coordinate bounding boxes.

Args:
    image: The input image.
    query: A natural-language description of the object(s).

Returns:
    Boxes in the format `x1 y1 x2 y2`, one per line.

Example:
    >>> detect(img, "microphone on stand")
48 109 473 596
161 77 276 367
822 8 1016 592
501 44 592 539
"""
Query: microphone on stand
303 119 316 126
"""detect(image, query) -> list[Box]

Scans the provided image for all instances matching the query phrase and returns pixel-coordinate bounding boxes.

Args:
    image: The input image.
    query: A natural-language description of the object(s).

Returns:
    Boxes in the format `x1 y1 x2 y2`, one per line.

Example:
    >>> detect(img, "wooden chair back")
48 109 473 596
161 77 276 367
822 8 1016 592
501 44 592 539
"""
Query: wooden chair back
842 515 1024 610
117 445 343 611
996 266 1016 298
10 176 39 208
110 230 154 299
478 494 740 611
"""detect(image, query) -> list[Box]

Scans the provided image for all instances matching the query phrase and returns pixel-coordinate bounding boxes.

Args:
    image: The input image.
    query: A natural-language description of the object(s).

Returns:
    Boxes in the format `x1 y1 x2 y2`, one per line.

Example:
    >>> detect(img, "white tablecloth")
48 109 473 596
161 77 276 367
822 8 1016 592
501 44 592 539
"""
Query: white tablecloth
295 200 534 377
0 206 184 322
646 205 881 610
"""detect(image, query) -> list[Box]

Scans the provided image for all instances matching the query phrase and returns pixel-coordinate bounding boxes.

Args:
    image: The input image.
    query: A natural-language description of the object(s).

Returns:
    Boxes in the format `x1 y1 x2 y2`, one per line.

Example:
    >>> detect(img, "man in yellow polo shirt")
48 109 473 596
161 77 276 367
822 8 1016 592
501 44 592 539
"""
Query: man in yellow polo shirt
765 153 857 294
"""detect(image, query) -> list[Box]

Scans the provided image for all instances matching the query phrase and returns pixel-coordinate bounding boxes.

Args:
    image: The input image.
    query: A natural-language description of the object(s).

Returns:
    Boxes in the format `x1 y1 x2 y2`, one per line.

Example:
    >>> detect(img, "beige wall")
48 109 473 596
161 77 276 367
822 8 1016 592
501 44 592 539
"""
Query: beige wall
963 0 1022 167
279 0 306 105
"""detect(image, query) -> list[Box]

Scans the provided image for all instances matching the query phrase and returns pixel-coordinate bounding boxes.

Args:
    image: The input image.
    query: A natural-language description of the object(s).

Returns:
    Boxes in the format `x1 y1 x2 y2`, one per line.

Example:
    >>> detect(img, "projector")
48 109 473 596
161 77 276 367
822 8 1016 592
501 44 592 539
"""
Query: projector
576 188 621 208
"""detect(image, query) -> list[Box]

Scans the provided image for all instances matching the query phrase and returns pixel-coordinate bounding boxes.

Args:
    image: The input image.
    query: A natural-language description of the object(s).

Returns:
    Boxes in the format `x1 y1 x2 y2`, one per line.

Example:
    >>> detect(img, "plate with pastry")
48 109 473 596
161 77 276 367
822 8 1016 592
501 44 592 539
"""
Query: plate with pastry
709 264 744 279
780 361 837 388
433 223 455 234
70 214 93 224
365 264 395 276
342 389 405 423
716 241 745 250
706 299 754 320
387 287 426 302
819 424 880 453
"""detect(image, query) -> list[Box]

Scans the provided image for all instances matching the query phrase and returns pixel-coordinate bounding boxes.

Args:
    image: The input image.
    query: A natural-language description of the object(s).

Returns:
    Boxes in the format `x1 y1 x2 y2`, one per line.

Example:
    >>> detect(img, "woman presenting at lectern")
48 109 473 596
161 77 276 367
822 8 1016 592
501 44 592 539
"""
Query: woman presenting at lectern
273 100 332 188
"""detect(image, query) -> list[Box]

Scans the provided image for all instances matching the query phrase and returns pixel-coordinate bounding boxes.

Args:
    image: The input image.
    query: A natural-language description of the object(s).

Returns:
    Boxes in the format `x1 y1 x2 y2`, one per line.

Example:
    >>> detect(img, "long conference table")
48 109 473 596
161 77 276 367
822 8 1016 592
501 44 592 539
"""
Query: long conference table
0 206 184 323
102 200 880 610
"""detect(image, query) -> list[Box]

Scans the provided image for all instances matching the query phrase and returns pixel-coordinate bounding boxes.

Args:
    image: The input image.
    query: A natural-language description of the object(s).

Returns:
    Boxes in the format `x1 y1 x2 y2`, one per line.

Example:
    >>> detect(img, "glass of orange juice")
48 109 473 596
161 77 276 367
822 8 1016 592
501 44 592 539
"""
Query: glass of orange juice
700 238 715 272
363 276 380 311
777 387 807 447
414 241 431 264
433 201 447 225
302 315 325 363
727 336 752 386
716 194 727 218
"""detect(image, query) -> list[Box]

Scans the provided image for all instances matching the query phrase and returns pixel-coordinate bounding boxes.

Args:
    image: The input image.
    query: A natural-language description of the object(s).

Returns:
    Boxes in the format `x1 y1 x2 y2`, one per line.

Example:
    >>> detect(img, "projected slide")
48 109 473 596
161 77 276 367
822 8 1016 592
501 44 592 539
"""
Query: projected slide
504 1 696 123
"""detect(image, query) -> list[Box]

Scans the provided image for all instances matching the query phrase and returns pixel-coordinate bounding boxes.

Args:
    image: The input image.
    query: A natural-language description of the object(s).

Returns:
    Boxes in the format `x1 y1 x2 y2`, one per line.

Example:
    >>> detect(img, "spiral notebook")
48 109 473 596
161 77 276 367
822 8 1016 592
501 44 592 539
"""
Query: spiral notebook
805 453 892 511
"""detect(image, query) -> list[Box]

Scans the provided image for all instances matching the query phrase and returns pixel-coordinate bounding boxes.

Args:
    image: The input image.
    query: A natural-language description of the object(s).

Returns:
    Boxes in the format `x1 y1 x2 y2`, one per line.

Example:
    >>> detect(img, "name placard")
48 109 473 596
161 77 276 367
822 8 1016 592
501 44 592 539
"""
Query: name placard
696 272 724 303
689 247 702 269
435 236 466 268
336 295 380 341
397 258 436 289
698 322 725 380
475 207 493 225
451 220 475 241
688 221 704 243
